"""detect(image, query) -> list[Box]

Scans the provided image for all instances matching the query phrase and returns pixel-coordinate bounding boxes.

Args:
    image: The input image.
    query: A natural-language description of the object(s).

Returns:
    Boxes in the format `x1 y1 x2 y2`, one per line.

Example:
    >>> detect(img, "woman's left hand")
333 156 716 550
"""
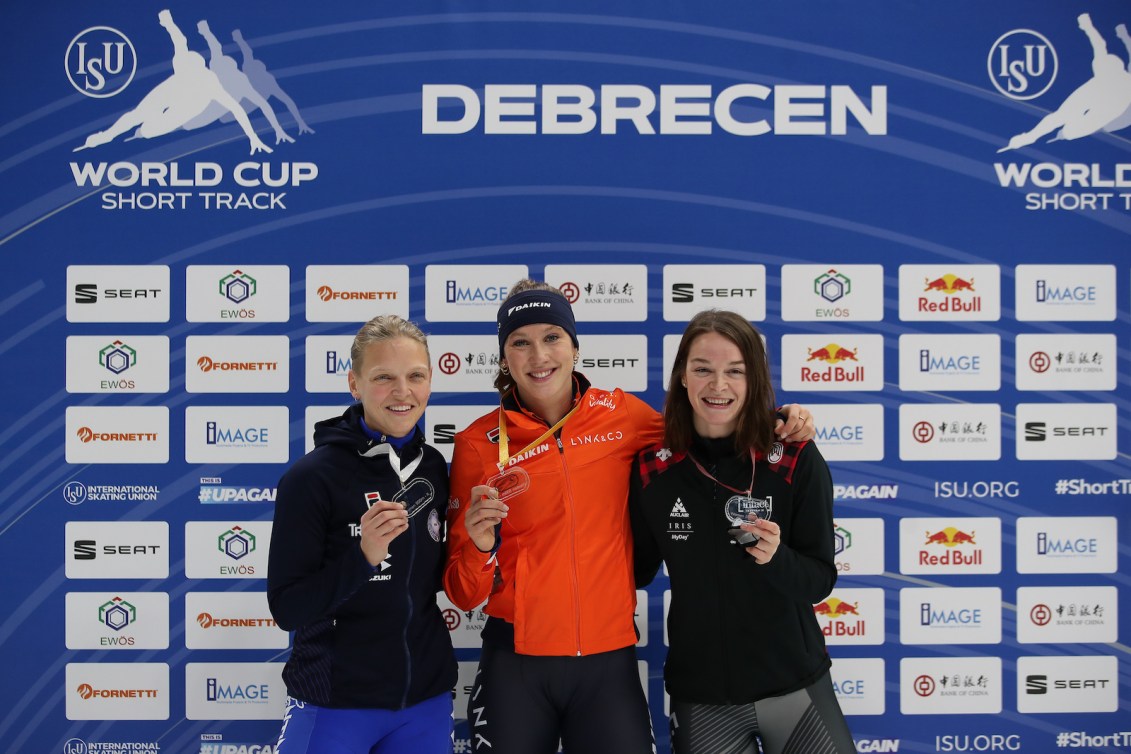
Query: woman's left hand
741 517 781 564
776 404 815 442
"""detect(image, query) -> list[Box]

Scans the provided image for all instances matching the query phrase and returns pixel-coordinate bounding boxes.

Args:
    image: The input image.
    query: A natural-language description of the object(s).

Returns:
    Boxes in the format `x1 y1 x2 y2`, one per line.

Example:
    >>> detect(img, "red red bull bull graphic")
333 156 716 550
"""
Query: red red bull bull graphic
813 596 870 639
802 342 865 383
921 527 983 565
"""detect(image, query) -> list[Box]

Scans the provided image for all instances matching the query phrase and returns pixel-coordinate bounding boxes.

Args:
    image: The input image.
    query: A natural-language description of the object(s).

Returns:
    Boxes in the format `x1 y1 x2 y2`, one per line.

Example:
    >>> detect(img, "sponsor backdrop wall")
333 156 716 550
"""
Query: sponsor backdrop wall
1 1 1128 752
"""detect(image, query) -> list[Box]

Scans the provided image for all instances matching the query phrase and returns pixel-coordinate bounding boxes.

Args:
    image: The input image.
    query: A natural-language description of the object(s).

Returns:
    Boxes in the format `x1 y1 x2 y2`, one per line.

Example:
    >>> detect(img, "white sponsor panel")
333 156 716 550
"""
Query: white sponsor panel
185 335 290 393
1016 403 1116 461
544 264 648 321
1016 586 1118 644
831 658 885 715
305 405 351 455
67 265 170 323
899 517 1001 575
898 334 1000 391
635 589 649 648
185 662 287 720
1015 333 1116 391
1015 516 1117 575
427 404 494 463
305 335 355 393
306 265 409 322
424 264 527 322
1017 655 1118 713
430 335 501 392
812 404 884 461
66 662 169 720
780 264 885 321
833 518 884 576
65 592 170 650
185 406 290 464
185 522 272 579
899 587 1002 645
65 406 169 464
185 592 289 649
1014 264 1116 321
898 264 1000 321
898 403 1001 461
899 657 1001 715
813 588 884 645
780 334 884 391
66 335 170 393
66 521 169 579
662 264 765 321
437 594 489 649
577 335 648 392
185 265 290 322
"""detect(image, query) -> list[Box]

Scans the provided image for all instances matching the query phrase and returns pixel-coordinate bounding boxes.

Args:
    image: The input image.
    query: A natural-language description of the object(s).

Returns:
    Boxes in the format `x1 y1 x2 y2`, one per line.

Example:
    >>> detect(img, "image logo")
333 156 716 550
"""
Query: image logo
219 270 256 304
814 269 851 303
924 527 977 547
66 26 137 98
923 274 975 294
98 597 137 631
218 526 257 560
998 14 1131 151
99 340 137 375
807 343 857 364
73 10 313 154
987 29 1057 100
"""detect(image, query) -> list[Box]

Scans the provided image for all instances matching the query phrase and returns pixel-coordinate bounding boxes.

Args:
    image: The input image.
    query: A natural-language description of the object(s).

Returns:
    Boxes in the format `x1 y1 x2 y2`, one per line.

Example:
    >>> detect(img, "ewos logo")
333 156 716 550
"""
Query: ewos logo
66 27 137 98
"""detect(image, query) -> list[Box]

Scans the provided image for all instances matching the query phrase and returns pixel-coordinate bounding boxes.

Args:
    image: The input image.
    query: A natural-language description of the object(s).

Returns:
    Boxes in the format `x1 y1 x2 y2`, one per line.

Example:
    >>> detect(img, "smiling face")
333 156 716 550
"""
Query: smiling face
502 323 578 423
682 330 748 439
347 336 432 438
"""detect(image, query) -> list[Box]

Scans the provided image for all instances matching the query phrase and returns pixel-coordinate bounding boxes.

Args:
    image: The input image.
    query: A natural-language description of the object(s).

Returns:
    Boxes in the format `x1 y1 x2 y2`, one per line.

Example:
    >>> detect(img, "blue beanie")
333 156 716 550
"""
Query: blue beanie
497 289 579 356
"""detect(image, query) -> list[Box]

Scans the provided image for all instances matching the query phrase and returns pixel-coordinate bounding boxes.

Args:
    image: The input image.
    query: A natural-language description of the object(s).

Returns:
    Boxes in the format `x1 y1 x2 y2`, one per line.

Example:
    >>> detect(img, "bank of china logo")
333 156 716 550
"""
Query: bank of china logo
218 526 256 560
73 9 314 155
814 269 851 303
924 274 974 295
996 14 1131 151
99 596 137 631
924 527 976 547
99 340 137 374
220 270 256 304
66 27 137 98
806 343 858 364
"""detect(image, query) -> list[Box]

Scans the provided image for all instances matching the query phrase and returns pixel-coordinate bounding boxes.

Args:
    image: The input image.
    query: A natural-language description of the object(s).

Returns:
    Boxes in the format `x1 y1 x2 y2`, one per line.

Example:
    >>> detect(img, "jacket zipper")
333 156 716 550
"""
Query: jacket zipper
557 434 583 656
400 505 417 709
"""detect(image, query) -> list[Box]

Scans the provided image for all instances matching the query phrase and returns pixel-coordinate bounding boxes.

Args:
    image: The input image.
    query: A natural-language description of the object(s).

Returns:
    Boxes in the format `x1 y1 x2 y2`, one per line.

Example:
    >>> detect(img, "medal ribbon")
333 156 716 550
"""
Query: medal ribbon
686 449 757 496
497 403 579 473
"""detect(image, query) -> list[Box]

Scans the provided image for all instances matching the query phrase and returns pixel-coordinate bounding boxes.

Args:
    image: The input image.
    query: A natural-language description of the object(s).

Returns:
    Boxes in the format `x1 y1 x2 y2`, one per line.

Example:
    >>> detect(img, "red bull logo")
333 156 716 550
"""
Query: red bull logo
920 527 983 566
813 597 866 638
923 274 975 294
923 527 977 547
801 343 865 384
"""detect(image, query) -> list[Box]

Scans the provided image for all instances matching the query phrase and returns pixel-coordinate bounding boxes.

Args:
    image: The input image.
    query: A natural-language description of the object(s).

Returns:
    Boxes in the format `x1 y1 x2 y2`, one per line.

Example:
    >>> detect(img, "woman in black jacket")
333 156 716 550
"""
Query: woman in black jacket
630 309 855 754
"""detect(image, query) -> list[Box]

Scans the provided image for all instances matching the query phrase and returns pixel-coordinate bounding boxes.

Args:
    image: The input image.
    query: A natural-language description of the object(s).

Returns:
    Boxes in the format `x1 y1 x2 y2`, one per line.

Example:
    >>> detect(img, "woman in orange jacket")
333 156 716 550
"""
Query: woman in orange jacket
443 279 814 754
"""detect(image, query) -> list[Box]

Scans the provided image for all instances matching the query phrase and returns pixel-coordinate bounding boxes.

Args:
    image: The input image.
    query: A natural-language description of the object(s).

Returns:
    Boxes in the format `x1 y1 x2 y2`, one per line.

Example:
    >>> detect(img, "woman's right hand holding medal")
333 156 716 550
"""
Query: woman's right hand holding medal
466 484 509 553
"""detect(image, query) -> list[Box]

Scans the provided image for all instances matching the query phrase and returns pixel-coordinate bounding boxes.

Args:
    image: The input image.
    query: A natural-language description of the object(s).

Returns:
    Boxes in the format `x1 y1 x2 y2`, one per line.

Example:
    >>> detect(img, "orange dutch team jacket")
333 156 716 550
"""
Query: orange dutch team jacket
444 374 663 657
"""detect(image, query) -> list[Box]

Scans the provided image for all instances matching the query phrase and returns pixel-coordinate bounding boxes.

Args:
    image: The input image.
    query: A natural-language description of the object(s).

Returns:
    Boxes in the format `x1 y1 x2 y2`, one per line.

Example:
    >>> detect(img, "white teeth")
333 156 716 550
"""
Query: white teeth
703 398 731 406
388 404 412 412
530 370 553 379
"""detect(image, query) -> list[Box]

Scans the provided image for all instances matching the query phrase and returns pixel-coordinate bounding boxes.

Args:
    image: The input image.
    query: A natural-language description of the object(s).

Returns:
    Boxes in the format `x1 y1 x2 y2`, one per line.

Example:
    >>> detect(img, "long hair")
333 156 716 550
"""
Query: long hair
492 278 571 395
350 314 429 373
663 309 776 454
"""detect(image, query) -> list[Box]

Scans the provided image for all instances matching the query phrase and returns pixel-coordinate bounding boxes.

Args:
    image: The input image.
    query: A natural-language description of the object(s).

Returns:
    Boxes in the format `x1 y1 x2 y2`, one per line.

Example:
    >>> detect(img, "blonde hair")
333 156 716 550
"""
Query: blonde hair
351 314 430 373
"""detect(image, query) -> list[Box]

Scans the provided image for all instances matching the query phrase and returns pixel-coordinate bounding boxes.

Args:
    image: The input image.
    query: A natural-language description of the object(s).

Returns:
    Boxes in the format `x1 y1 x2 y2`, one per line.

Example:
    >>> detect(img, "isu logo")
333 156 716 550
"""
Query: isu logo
812 597 860 618
924 274 975 295
806 343 858 364
924 527 976 547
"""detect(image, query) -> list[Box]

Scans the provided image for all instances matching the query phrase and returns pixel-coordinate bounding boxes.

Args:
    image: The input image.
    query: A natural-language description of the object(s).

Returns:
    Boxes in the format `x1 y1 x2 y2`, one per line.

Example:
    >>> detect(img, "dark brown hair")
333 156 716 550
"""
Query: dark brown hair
663 309 776 454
